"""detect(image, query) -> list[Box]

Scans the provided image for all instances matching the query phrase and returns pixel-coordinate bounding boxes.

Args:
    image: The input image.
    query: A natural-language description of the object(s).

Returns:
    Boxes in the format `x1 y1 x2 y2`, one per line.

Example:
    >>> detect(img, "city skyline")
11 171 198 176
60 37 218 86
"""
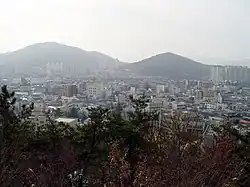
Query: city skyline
0 41 250 66
1 0 250 63
1 1 250 184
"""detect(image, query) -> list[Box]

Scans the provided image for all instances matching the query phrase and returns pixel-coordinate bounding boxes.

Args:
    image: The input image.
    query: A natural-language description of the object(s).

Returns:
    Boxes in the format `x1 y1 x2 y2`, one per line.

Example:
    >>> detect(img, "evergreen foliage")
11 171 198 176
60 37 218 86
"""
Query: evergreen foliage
0 85 249 186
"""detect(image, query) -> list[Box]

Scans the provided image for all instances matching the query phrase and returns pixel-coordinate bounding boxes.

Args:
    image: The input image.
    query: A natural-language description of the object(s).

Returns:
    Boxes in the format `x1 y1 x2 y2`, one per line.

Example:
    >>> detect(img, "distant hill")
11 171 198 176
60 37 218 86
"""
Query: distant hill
121 52 210 80
0 42 123 75
0 43 210 79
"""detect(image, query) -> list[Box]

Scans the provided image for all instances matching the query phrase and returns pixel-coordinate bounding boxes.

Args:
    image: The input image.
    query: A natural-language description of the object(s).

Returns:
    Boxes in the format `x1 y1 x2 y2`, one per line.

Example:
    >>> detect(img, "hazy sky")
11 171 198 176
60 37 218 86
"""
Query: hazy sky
0 0 250 63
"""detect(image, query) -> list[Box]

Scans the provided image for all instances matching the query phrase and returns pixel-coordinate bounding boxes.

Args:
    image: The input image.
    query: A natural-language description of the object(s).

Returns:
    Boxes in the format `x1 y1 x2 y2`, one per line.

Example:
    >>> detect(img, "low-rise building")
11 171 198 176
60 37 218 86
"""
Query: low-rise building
55 117 78 126
86 81 104 99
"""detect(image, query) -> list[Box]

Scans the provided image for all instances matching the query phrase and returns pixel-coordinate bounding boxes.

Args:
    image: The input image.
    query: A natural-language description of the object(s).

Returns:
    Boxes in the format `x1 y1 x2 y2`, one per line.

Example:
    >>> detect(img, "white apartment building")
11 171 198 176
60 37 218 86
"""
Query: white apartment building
225 66 248 82
86 81 104 99
156 84 165 94
210 65 249 83
210 65 225 83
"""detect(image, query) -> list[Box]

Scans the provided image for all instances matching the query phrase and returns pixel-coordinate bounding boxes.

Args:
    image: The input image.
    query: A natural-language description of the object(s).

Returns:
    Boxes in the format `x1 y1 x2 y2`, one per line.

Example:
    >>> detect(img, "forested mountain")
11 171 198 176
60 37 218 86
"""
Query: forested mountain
122 52 210 79
0 42 122 74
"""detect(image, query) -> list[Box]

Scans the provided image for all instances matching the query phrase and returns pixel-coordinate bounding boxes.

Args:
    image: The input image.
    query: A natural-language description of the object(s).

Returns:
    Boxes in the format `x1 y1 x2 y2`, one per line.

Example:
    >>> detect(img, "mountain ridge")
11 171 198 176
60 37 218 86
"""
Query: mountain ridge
0 42 122 75
0 42 210 79
121 52 210 80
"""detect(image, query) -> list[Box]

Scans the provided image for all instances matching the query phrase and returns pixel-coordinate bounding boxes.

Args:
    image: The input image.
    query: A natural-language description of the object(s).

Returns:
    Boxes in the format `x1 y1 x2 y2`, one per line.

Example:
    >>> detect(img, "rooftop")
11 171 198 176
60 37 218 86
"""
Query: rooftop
55 118 77 123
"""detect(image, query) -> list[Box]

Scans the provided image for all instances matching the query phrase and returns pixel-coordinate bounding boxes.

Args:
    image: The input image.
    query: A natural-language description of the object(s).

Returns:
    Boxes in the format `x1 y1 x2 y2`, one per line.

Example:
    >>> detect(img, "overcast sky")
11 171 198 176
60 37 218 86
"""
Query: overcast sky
0 0 250 63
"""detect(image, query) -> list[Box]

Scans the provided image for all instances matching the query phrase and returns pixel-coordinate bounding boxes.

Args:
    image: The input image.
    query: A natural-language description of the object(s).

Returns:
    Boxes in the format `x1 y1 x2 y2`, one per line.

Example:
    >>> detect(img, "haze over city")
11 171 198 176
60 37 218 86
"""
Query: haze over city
1 0 250 63
1 1 250 186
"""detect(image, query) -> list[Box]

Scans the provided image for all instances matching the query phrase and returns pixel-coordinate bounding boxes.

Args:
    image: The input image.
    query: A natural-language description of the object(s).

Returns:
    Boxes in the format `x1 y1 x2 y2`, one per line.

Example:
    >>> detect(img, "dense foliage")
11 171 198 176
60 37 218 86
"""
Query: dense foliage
0 85 249 186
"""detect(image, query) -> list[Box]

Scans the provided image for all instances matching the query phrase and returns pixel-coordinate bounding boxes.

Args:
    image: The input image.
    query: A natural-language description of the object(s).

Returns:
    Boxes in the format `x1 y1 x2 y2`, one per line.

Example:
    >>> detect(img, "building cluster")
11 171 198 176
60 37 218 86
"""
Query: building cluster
210 65 249 83
1 63 250 147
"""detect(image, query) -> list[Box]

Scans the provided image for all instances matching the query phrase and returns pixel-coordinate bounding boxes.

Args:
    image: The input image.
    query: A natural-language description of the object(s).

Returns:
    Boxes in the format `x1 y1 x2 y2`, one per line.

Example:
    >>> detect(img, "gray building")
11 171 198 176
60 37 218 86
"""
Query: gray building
210 65 249 83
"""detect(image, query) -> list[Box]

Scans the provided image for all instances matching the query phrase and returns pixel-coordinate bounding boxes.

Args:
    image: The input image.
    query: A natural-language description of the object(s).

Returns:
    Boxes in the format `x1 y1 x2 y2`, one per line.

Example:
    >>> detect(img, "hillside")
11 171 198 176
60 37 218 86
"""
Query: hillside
0 44 210 79
122 52 210 80
0 42 122 75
